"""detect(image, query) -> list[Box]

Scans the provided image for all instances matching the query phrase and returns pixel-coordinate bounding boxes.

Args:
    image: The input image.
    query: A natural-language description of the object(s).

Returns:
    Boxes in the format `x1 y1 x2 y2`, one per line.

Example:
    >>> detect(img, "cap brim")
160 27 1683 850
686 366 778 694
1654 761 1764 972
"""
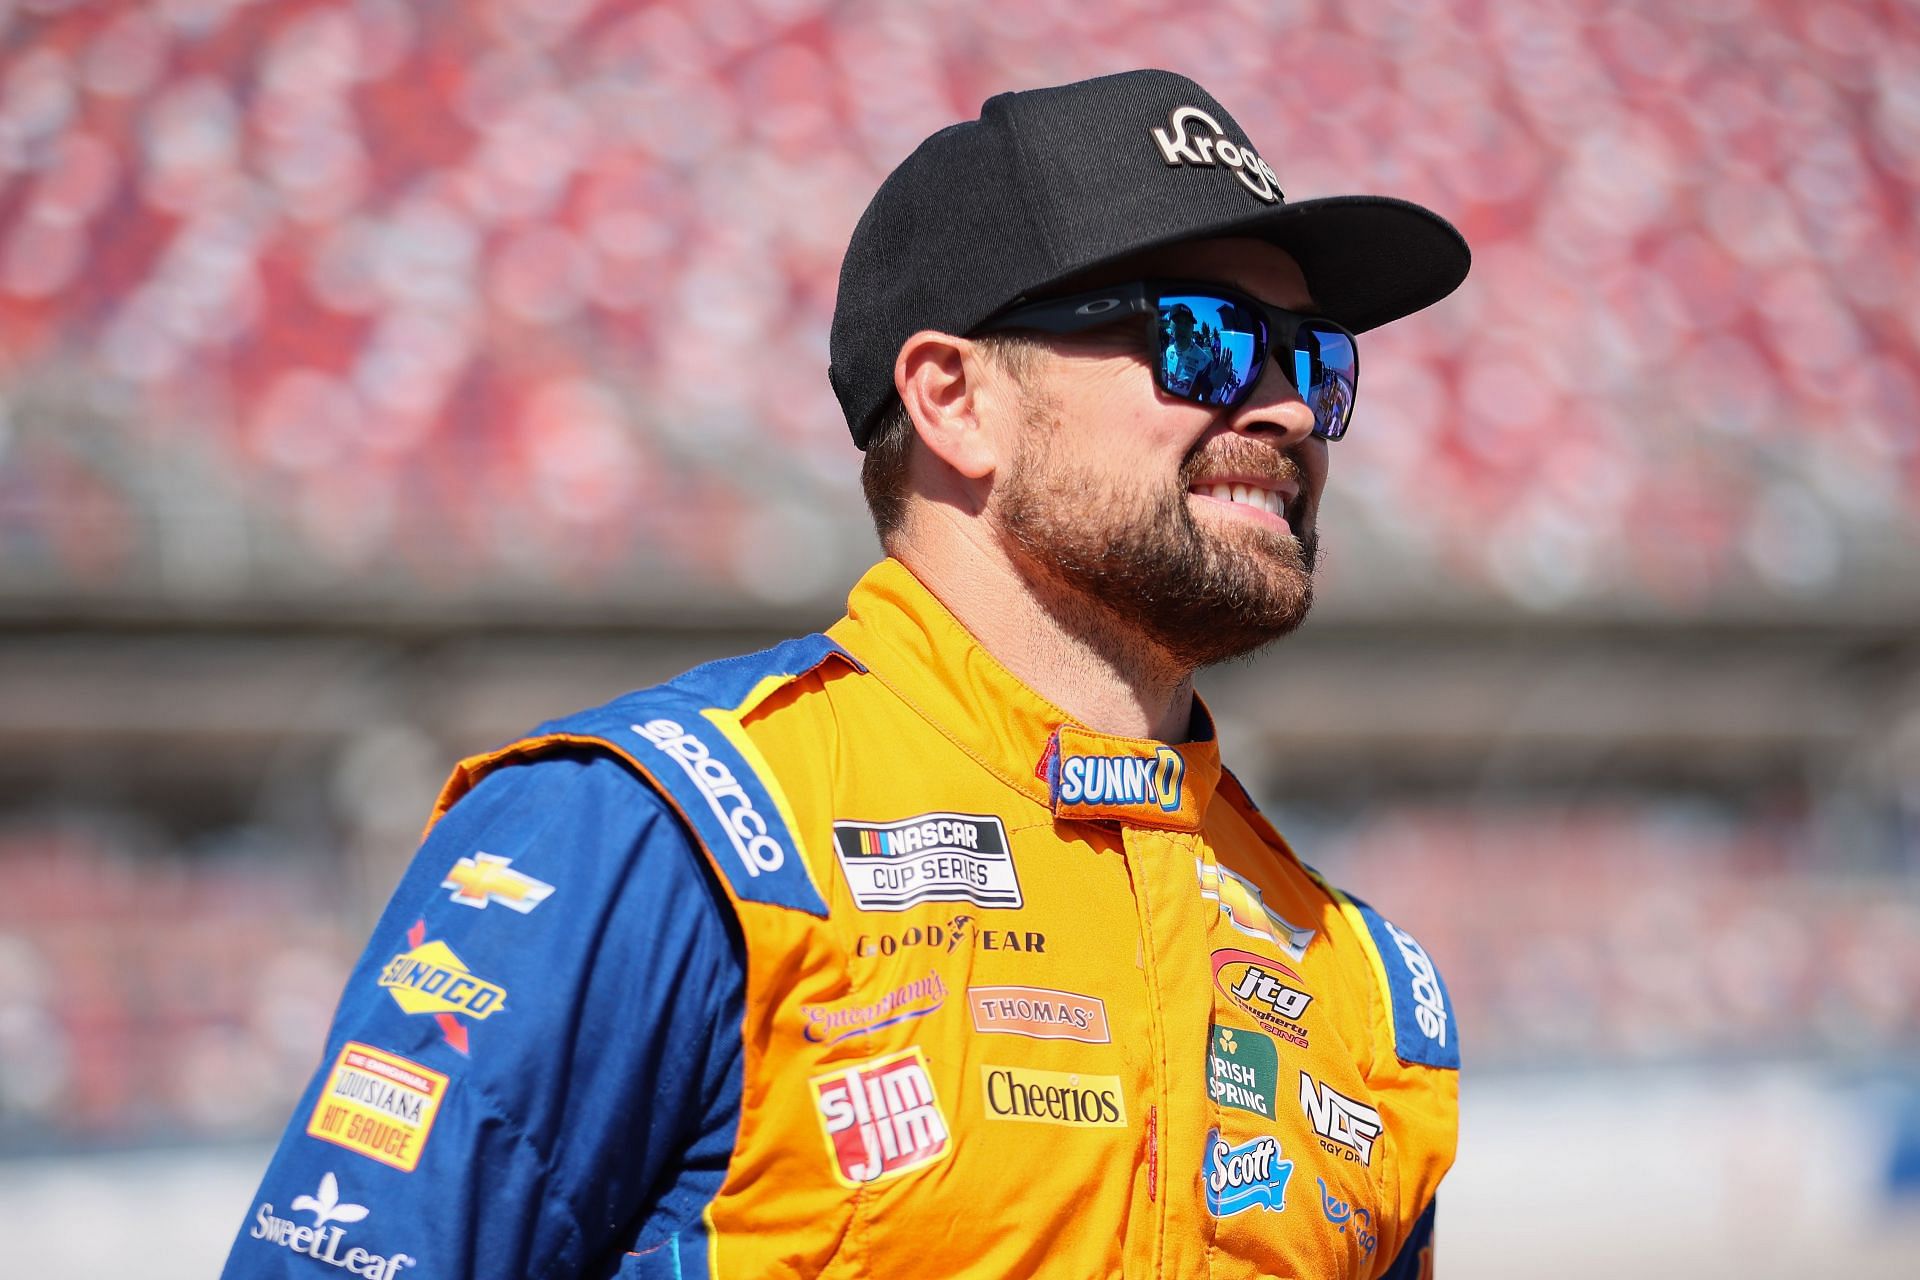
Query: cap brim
1018 194 1470 336
1248 195 1471 333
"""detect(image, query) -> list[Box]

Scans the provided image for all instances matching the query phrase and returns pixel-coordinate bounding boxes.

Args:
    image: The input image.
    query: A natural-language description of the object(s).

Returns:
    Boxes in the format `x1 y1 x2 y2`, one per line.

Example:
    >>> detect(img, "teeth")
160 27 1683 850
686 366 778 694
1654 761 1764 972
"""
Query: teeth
1200 482 1285 517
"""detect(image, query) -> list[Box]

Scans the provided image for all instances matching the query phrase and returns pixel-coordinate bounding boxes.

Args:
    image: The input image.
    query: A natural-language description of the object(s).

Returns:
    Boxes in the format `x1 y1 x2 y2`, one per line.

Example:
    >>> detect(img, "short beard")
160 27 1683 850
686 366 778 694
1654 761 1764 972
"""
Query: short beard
994 399 1318 673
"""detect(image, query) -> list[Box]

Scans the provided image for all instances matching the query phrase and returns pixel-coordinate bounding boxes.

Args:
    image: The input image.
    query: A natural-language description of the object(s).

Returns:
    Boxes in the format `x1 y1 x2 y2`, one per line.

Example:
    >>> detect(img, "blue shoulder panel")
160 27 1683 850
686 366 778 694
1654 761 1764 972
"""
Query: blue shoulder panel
535 633 854 920
1350 894 1460 1070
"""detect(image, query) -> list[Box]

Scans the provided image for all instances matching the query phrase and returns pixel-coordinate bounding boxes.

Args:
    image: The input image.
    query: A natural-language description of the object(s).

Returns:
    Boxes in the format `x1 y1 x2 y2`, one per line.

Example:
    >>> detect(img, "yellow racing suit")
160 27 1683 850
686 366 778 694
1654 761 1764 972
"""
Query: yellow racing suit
223 558 1457 1278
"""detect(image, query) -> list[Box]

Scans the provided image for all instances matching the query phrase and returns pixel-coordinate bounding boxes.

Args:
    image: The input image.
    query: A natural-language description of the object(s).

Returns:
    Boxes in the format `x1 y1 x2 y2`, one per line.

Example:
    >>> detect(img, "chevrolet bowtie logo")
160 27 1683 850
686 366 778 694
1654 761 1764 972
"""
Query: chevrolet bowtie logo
441 853 555 913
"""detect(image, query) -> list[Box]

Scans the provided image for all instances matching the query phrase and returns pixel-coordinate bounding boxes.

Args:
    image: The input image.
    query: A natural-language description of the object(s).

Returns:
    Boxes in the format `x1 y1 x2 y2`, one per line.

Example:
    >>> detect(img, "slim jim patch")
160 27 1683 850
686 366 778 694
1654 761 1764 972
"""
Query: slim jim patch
305 1042 448 1172
810 1048 950 1186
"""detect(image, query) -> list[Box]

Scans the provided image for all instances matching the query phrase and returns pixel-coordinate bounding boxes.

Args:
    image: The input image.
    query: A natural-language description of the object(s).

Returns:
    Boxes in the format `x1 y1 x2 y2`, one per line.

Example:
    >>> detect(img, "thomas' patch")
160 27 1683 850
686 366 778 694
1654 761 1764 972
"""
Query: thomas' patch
969 985 1110 1043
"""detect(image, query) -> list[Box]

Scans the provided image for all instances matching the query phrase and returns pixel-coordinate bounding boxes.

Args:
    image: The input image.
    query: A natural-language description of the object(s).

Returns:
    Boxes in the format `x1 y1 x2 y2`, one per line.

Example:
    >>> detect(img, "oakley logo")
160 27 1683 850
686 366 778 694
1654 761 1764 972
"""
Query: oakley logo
1150 106 1281 204
1075 298 1123 316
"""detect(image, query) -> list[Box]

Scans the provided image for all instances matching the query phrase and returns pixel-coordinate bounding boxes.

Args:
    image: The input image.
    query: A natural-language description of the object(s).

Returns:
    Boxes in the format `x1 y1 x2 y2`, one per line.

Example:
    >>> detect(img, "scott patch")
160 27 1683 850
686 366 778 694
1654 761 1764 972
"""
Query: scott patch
1203 1129 1292 1216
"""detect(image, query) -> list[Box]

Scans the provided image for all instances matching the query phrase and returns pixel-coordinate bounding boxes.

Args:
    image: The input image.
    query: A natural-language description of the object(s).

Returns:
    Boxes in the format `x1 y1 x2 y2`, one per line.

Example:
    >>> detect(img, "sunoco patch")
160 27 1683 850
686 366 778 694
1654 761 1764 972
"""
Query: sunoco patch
305 1041 448 1172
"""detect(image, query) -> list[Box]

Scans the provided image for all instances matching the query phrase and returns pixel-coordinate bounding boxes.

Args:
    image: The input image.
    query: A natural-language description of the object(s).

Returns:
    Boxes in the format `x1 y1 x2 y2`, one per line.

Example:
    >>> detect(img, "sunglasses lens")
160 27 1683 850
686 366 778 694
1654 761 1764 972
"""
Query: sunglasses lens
1155 294 1263 407
1294 322 1357 439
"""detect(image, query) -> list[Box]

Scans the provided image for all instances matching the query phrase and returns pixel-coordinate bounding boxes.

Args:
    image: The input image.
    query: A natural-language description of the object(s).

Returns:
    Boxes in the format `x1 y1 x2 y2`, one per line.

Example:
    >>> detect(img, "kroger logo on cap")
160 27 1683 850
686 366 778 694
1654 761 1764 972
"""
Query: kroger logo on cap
1150 106 1282 204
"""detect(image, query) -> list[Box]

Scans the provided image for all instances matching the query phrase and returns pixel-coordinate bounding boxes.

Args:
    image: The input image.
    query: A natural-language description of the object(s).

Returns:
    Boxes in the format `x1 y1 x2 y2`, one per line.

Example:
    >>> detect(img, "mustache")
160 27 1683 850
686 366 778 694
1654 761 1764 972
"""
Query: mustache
1179 437 1306 489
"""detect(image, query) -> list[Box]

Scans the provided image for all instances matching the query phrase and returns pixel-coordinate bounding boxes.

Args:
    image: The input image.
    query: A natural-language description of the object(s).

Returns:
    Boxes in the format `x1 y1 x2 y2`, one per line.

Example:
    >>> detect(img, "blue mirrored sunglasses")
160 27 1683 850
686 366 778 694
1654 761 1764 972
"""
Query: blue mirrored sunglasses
976 279 1359 440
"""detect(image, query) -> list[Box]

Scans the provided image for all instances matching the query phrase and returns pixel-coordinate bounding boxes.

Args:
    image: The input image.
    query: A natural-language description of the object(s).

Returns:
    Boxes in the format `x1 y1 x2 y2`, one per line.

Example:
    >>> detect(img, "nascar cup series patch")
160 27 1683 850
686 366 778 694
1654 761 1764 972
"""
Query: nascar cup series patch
832 812 1021 911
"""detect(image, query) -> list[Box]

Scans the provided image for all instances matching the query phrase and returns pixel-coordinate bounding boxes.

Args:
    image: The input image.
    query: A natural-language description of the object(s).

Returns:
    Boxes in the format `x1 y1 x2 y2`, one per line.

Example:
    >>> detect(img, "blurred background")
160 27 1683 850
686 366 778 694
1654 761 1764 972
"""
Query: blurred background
1 0 1917 1274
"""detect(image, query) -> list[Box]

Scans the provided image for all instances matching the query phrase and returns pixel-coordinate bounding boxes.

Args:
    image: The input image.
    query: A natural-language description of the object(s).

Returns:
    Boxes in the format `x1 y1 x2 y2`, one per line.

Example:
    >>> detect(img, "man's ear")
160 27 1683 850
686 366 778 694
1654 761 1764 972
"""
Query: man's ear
895 331 1013 482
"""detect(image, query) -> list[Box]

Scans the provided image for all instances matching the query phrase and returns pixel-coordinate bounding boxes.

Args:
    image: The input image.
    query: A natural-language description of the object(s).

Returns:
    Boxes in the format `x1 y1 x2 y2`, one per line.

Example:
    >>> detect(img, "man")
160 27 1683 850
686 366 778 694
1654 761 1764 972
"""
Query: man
225 69 1468 1279
1160 302 1218 399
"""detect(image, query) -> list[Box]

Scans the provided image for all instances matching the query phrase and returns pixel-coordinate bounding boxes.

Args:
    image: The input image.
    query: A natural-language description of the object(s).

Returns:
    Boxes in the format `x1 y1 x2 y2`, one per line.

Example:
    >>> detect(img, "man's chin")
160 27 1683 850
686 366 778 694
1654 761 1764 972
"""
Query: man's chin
1131 557 1316 669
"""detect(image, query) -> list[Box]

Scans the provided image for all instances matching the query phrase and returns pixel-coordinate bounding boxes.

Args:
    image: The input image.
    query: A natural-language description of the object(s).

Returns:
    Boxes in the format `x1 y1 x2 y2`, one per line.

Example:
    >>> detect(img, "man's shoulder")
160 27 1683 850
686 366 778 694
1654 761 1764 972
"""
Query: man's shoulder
480 631 859 920
531 631 858 743
1313 879 1461 1074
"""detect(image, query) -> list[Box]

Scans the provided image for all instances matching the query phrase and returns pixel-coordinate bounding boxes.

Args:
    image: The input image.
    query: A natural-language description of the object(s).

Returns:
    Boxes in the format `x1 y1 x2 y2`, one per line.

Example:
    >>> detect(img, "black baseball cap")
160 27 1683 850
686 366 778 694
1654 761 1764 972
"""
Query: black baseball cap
829 68 1471 449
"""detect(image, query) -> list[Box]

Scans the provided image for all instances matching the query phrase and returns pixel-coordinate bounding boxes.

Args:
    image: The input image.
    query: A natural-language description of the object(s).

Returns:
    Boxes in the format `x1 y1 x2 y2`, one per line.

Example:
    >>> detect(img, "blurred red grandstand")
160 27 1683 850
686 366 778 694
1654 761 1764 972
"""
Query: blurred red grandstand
0 0 1917 1200
0 0 1915 611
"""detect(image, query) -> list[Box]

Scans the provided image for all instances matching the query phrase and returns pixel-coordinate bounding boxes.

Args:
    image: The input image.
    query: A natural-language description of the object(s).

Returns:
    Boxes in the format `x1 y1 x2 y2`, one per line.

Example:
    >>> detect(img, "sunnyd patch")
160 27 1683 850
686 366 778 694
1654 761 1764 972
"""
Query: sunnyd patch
1054 746 1184 815
832 813 1020 911
1208 1024 1278 1118
305 1042 448 1173
1203 1129 1293 1216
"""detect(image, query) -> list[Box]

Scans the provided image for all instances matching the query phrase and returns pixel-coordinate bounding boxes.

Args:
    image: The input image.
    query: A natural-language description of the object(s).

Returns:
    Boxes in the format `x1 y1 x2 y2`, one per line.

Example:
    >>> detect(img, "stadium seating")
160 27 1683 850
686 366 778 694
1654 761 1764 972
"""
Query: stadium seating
0 0 1915 608
0 806 1912 1145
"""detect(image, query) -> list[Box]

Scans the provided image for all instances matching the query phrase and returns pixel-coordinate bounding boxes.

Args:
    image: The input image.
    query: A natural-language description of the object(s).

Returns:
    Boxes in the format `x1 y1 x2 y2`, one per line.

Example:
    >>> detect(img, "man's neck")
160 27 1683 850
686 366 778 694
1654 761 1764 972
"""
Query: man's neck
891 537 1198 743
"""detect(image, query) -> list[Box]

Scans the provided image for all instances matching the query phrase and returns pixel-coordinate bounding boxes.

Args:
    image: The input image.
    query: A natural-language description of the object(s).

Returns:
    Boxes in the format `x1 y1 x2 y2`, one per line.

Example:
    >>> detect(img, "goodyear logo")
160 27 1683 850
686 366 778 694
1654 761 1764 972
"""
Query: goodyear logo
1056 745 1184 813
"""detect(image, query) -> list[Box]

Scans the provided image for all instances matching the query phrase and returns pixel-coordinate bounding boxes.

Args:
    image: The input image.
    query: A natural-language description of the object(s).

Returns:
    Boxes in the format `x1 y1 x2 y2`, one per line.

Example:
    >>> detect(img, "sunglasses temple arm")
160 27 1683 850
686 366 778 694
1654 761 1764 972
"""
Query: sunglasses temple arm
977 286 1154 335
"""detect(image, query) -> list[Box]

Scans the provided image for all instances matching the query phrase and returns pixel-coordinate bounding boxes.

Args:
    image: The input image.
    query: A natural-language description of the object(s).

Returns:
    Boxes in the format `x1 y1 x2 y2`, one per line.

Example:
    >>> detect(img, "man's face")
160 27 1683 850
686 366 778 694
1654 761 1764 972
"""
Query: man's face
987 237 1330 671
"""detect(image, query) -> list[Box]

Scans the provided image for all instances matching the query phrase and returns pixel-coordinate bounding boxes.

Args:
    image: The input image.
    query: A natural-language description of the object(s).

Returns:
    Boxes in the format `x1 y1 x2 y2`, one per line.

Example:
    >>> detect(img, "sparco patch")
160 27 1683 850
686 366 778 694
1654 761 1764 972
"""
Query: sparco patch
305 1042 448 1172
832 812 1020 911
